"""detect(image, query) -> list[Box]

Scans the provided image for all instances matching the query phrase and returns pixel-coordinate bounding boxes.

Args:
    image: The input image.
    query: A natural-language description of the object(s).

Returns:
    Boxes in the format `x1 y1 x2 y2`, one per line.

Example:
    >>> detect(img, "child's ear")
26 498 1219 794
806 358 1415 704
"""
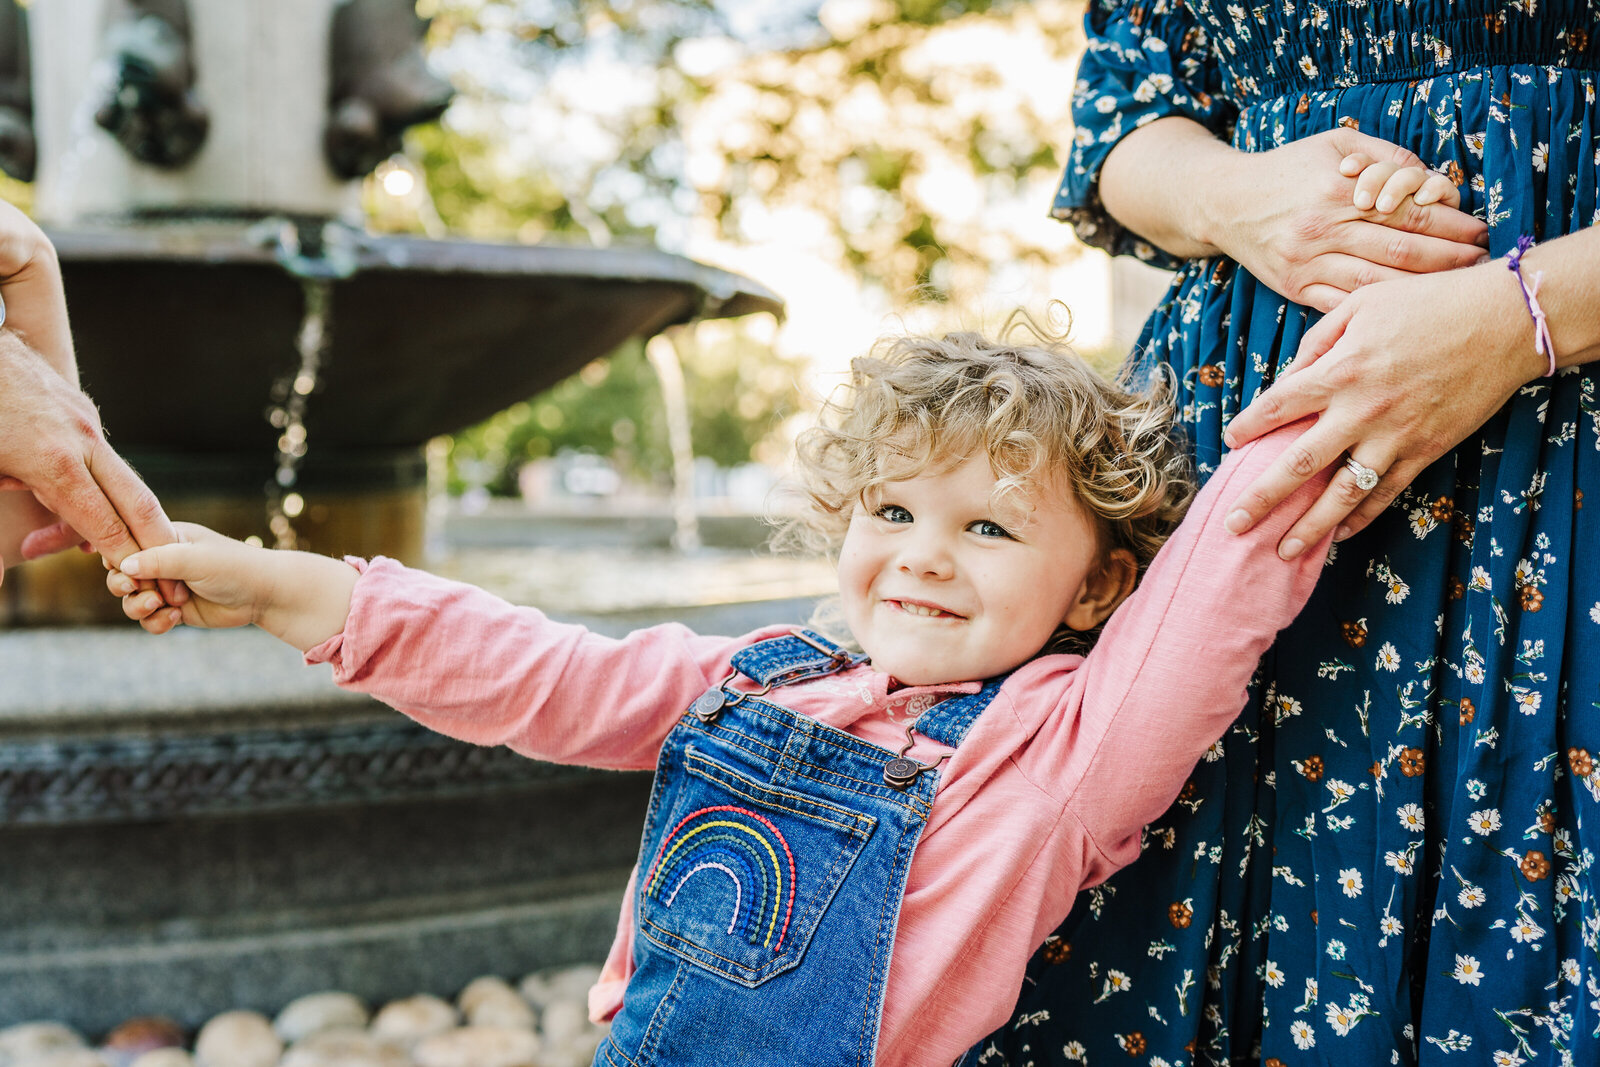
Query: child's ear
1062 548 1138 632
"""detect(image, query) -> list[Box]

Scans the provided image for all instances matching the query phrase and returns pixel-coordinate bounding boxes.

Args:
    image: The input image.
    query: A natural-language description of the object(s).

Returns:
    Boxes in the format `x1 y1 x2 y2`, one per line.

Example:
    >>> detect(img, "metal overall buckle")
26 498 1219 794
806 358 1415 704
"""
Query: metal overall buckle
690 629 853 725
689 671 771 724
882 723 951 790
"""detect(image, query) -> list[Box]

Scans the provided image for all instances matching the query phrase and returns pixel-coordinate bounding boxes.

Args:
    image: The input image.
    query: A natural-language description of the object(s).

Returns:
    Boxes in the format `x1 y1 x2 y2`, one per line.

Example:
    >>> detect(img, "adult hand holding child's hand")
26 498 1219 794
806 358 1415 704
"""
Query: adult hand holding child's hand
109 521 359 651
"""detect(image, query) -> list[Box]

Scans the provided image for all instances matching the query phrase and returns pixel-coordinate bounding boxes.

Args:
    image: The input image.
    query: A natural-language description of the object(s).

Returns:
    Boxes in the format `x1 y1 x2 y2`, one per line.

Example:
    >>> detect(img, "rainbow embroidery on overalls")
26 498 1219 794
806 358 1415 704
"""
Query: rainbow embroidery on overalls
643 804 797 950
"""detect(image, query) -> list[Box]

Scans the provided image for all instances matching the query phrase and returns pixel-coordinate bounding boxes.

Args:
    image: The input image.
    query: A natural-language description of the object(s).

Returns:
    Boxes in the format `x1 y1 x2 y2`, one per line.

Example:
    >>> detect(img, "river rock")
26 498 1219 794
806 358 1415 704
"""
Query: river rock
517 964 599 1009
0 1023 87 1063
10 1052 111 1067
279 1030 408 1067
272 992 369 1044
369 995 457 1051
411 1026 540 1067
126 1052 194 1067
192 1011 281 1067
537 998 589 1049
100 1018 185 1067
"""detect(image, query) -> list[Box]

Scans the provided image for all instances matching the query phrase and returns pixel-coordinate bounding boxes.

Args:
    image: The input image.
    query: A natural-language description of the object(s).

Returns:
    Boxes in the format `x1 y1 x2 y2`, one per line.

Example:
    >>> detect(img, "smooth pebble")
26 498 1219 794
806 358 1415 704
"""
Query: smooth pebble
272 993 368 1044
0 1023 87 1062
369 996 457 1051
192 1012 281 1067
411 1026 540 1067
278 1030 407 1067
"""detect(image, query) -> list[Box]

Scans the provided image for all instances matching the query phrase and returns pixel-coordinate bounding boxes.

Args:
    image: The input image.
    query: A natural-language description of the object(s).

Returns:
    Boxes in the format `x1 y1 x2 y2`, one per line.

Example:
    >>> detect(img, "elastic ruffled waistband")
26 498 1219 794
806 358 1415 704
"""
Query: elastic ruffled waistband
1221 12 1599 102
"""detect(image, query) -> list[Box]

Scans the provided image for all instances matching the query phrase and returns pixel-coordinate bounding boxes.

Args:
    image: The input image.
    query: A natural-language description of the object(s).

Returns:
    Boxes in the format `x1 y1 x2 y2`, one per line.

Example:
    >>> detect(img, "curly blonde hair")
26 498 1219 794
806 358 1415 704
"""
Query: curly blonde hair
780 329 1193 657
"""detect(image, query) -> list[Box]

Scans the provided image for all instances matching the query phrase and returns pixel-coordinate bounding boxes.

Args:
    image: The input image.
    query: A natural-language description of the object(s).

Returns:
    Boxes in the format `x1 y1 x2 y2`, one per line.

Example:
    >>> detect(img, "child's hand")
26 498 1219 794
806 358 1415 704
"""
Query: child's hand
106 522 269 634
1340 152 1464 215
107 521 361 650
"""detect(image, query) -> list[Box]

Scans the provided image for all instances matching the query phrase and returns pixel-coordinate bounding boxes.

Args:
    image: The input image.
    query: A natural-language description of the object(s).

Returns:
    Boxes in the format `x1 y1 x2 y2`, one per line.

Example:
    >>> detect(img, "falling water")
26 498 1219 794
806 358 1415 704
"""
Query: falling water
253 218 359 551
644 331 701 553
263 276 331 550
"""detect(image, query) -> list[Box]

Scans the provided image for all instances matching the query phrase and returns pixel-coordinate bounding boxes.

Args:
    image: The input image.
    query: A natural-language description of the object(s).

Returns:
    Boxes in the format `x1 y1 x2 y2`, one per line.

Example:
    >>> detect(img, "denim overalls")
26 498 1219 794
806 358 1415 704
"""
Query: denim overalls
593 629 1004 1067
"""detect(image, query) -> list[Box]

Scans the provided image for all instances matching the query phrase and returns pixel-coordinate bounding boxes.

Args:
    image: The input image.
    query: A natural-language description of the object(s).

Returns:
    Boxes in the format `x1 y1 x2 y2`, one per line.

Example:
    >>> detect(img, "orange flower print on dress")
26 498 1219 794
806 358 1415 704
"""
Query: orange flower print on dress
1339 116 1359 130
1430 496 1454 522
1448 575 1466 601
1300 756 1324 781
1539 809 1557 835
1400 748 1426 777
1455 514 1475 543
1198 363 1225 387
1121 1032 1146 1056
1570 748 1594 777
1519 585 1545 612
1459 697 1476 725
1179 778 1197 803
1440 160 1465 186
1169 901 1194 928
1520 850 1551 881
1041 937 1071 964
1341 620 1368 648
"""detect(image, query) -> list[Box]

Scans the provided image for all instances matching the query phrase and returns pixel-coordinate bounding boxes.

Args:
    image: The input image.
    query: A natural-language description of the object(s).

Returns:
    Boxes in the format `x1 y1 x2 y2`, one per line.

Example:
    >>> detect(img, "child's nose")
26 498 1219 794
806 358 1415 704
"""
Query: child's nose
896 530 954 578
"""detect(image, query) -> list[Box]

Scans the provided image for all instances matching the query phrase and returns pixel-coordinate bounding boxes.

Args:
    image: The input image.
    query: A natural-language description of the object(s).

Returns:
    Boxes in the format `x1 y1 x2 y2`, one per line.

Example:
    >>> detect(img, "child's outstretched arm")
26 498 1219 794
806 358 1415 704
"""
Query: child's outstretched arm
108 523 358 652
1340 151 1464 216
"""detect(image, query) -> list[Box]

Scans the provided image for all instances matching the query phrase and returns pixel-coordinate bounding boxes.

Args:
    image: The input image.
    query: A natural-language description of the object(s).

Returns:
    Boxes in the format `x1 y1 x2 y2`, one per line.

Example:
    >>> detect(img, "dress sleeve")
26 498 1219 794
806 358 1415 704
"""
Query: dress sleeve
303 558 771 772
1015 419 1330 879
1052 0 1237 268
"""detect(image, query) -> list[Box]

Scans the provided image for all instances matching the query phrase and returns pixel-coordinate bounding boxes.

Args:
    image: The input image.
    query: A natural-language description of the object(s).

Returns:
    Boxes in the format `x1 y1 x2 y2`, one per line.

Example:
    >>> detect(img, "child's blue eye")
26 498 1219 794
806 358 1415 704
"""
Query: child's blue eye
875 504 913 524
970 520 1013 539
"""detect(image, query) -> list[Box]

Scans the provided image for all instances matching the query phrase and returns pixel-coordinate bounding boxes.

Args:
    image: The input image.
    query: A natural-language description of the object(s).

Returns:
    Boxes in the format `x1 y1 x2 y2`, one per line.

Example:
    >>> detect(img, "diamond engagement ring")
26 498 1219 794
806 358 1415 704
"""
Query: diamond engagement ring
1344 454 1380 492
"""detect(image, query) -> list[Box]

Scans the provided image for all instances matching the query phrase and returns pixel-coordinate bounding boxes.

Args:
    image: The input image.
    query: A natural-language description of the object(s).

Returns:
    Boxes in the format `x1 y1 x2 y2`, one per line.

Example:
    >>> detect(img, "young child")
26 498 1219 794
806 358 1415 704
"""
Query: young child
108 334 1331 1067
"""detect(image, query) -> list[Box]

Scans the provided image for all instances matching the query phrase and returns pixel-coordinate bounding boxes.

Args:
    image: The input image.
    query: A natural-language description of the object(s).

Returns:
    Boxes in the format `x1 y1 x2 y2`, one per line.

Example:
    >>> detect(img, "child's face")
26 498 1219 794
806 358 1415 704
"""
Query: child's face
837 455 1127 686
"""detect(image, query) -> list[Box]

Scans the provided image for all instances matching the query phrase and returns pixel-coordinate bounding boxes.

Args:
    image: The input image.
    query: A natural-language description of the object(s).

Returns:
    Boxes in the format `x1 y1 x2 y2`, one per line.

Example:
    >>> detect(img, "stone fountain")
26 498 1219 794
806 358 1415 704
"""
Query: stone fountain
0 0 784 1032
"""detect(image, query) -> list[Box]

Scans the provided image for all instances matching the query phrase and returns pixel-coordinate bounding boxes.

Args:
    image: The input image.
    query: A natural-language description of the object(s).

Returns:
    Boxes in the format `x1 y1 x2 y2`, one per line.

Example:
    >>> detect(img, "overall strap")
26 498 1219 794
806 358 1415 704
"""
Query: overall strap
729 629 866 689
912 676 1008 749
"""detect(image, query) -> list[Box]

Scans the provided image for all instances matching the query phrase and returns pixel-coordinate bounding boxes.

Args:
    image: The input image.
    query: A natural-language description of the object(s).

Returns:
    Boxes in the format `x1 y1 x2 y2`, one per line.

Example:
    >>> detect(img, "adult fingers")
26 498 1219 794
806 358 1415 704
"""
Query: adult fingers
1274 446 1400 559
1224 307 1351 448
1336 456 1431 540
1223 417 1362 536
1386 198 1489 248
20 520 85 560
82 440 188 604
1341 219 1490 273
1330 129 1426 171
1353 161 1403 210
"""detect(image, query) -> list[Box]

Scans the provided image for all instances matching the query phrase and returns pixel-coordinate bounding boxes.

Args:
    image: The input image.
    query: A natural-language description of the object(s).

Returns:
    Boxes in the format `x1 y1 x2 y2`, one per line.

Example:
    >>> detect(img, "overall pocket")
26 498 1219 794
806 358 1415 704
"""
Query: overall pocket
637 745 877 987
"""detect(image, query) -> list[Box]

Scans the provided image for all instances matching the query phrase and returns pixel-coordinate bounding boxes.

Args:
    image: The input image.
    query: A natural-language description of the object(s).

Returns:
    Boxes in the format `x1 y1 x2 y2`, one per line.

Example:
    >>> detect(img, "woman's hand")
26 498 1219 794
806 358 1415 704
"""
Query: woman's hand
1217 260 1546 557
1099 121 1491 312
1204 128 1489 312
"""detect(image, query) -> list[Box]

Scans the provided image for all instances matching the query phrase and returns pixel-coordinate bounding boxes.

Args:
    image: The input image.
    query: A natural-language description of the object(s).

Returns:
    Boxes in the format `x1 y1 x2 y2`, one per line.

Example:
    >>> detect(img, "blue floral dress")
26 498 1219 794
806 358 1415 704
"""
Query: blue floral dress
977 4 1600 1066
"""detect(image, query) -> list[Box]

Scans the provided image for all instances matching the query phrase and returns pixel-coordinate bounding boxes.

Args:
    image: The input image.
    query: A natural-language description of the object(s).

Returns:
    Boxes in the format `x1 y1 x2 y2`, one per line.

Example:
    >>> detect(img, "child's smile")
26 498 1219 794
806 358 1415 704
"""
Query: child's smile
836 455 1127 686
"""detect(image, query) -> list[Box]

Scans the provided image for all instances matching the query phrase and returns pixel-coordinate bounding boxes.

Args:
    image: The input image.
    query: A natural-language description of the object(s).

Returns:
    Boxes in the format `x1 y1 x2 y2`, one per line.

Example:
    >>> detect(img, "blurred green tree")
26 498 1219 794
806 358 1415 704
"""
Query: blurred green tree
399 0 1084 495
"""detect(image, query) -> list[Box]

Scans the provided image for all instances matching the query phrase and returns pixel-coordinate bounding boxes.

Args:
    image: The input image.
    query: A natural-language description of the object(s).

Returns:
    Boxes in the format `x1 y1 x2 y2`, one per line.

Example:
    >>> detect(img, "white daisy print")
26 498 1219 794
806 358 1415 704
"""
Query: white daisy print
1454 954 1484 985
1509 916 1545 943
1468 808 1502 835
1338 868 1364 897
1325 1001 1358 1036
1264 960 1285 987
1398 803 1426 832
1459 883 1487 908
1290 1020 1316 1050
1376 642 1401 671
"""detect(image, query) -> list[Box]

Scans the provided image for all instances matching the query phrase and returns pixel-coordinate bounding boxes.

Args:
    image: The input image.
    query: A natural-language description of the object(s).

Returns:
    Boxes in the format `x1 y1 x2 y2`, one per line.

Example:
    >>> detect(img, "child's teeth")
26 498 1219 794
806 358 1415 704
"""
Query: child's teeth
903 603 944 617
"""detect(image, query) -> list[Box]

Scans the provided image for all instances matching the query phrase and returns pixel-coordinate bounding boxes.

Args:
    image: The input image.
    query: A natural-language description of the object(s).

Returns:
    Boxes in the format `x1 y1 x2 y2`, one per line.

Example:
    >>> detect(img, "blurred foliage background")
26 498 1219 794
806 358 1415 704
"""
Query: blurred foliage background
383 0 1088 497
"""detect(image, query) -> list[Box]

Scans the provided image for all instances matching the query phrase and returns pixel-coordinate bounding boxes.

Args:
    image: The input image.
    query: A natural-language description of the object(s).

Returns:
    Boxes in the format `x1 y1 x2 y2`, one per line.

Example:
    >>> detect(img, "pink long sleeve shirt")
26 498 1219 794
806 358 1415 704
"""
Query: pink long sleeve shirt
305 425 1328 1067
